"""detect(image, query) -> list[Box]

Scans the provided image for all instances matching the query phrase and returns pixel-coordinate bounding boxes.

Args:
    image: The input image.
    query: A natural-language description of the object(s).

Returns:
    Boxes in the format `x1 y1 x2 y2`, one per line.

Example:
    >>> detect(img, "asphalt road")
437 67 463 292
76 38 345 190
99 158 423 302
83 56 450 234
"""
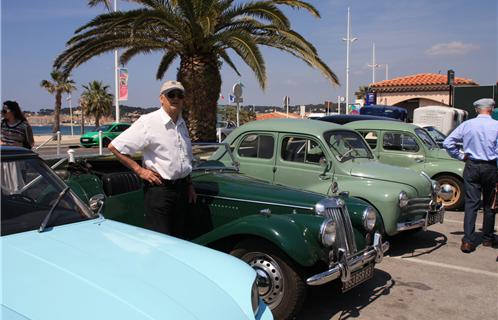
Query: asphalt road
298 210 498 320
36 144 112 159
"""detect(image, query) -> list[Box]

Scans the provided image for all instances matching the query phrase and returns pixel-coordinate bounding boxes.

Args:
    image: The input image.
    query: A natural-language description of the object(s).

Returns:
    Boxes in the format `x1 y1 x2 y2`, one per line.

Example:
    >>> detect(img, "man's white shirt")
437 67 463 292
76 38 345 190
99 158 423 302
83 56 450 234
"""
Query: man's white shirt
111 107 193 180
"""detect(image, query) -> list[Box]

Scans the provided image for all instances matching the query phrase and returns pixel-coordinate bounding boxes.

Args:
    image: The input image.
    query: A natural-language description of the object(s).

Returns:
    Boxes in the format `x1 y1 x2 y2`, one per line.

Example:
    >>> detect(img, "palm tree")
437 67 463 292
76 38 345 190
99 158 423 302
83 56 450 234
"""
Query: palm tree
40 70 76 134
80 81 113 127
54 0 339 141
354 85 369 100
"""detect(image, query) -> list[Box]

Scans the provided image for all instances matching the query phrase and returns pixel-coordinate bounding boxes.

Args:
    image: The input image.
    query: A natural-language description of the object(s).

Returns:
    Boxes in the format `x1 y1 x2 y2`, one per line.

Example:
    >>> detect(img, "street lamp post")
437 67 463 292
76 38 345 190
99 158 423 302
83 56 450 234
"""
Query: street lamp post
367 42 381 83
342 7 357 109
114 0 120 123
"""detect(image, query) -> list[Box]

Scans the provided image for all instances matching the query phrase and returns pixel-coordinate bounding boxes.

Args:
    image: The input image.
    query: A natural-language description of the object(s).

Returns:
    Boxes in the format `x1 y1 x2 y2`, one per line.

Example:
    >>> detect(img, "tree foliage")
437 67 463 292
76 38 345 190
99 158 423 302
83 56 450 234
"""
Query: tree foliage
80 80 113 127
55 0 338 141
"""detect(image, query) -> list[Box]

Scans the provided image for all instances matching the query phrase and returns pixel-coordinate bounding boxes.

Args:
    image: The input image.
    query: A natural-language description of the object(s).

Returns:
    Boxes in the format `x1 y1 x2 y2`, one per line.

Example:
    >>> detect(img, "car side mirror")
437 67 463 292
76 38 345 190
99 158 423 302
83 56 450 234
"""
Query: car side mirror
89 194 105 213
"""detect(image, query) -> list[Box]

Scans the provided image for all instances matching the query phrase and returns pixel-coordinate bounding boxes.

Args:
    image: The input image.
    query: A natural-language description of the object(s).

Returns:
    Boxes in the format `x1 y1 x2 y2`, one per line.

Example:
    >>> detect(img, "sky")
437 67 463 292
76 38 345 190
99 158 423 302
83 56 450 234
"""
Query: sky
1 0 497 112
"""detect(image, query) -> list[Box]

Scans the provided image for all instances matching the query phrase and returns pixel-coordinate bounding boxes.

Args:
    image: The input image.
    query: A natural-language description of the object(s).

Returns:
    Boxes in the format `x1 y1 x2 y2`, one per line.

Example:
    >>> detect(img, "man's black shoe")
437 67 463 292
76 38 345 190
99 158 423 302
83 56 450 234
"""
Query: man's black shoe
461 241 475 253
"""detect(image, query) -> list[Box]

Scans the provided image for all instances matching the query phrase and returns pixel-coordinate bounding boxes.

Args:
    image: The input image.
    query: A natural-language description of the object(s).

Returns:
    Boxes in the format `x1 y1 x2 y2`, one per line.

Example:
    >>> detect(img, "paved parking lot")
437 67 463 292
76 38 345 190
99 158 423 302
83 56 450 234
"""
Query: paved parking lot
298 211 498 320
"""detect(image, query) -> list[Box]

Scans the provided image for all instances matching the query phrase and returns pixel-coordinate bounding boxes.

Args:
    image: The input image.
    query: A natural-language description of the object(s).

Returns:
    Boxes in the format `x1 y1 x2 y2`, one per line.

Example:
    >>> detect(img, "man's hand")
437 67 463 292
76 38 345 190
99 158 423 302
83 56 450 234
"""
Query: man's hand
136 167 163 185
188 184 197 204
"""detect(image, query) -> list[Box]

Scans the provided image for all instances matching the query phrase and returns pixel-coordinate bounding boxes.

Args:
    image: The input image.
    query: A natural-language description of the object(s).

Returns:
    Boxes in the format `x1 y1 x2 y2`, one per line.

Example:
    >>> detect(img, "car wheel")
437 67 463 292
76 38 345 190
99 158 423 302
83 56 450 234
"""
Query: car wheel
230 239 306 320
436 175 464 210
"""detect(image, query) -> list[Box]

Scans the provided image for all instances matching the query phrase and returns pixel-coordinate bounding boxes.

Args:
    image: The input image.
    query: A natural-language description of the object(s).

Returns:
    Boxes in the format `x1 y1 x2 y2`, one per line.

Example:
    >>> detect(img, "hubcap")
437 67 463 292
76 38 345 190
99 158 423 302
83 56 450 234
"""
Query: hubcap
243 252 284 308
438 181 460 206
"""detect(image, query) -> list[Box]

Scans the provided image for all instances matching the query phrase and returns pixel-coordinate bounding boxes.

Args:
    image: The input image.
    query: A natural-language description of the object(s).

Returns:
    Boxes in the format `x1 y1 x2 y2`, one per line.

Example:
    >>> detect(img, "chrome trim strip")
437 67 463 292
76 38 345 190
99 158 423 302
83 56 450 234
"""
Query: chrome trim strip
307 233 389 286
196 194 314 211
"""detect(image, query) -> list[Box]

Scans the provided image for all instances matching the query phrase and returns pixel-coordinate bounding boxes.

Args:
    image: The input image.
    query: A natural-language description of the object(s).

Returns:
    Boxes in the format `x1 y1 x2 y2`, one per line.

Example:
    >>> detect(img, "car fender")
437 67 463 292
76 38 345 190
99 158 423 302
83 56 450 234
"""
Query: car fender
194 213 328 267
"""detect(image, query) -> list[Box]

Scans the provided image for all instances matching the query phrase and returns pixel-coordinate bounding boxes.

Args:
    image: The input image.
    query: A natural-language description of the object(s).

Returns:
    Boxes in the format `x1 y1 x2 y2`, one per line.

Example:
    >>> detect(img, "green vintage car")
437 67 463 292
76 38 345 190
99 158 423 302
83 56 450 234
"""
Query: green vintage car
343 120 463 210
51 143 388 320
80 122 131 147
220 119 445 237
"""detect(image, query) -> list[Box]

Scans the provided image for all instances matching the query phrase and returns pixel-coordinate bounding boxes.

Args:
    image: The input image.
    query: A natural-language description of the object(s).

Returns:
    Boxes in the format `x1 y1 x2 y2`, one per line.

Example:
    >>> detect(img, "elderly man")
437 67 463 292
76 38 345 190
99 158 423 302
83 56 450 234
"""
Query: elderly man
109 80 196 238
443 98 498 253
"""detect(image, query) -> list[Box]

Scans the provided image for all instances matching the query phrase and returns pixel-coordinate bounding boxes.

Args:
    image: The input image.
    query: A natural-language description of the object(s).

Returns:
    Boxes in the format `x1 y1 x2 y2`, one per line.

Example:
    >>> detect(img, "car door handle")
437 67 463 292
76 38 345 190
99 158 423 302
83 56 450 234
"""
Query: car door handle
319 174 330 180
415 158 424 163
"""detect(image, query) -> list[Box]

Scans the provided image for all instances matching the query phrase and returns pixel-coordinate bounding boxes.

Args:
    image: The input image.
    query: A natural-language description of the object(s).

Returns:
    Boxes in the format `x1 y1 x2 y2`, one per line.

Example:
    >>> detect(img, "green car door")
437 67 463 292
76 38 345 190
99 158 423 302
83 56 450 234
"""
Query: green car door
377 130 426 171
273 134 332 195
232 132 277 183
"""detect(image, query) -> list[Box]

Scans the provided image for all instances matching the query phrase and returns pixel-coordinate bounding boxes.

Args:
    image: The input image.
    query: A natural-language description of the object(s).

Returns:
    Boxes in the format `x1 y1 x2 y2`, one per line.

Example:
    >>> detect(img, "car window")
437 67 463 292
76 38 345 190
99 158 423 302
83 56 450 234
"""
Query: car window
1 158 96 236
383 132 419 152
237 134 274 159
415 128 438 148
359 131 378 149
324 130 373 162
116 124 129 132
281 137 325 164
98 125 112 132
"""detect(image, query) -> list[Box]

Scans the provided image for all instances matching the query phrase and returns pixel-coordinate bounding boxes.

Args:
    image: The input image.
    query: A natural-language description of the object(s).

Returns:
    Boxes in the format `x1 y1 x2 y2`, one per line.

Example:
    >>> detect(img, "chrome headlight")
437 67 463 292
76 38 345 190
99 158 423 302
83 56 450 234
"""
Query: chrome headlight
362 206 377 231
251 280 260 316
431 180 441 194
319 219 336 247
399 191 409 208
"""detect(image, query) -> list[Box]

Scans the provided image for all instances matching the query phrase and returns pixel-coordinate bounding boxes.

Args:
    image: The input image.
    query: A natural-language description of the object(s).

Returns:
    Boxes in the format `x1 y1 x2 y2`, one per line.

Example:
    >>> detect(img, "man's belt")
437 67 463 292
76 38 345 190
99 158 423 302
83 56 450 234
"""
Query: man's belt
467 158 497 165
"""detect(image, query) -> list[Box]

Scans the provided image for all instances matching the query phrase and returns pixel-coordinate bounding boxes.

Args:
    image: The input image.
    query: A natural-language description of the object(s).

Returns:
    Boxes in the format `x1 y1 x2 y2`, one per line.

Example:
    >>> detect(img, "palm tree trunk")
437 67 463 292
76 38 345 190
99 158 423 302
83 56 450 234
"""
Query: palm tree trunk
52 91 62 137
178 54 221 142
80 104 85 134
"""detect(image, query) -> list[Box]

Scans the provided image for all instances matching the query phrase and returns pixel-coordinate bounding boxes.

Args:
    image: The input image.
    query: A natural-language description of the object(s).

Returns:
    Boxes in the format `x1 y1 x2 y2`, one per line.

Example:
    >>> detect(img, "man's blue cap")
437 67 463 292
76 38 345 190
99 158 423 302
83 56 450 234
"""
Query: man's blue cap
473 98 495 109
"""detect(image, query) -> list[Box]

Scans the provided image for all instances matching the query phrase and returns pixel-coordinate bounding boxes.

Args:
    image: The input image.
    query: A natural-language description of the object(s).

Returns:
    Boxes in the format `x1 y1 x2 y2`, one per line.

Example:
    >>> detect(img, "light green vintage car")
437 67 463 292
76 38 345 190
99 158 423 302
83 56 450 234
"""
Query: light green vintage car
343 120 464 210
221 119 445 236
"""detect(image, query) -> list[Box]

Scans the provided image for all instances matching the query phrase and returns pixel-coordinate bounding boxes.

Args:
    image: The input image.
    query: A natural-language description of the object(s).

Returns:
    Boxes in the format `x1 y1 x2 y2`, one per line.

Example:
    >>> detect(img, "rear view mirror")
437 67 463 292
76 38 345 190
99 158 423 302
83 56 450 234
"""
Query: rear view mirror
89 194 105 213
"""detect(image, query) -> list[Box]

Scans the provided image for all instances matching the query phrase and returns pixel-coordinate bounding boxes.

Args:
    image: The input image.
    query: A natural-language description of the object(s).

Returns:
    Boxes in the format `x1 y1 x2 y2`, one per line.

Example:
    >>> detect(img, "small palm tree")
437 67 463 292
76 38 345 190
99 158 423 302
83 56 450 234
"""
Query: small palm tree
40 70 76 134
55 0 339 141
80 81 113 127
354 85 369 100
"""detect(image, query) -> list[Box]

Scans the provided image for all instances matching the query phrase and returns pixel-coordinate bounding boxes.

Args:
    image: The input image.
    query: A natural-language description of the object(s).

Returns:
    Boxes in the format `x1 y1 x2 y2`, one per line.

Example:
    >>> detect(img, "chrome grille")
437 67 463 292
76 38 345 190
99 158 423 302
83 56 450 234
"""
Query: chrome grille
325 206 357 255
402 197 431 216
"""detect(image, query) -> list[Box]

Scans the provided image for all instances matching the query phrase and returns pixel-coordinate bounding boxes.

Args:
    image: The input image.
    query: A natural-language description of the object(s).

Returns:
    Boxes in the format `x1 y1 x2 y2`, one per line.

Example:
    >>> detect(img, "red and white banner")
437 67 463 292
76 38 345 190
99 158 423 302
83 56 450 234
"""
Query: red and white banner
118 68 128 101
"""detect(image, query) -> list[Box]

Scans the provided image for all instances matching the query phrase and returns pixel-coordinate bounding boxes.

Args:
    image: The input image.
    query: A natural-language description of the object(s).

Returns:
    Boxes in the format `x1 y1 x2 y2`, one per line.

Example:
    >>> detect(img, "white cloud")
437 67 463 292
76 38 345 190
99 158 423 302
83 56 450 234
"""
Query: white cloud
425 41 480 56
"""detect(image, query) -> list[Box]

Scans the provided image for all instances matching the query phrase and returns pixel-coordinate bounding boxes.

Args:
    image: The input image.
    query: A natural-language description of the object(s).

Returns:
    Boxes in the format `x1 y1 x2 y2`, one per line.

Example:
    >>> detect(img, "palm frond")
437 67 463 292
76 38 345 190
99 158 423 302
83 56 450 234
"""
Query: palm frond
218 49 241 76
273 0 320 18
156 51 178 79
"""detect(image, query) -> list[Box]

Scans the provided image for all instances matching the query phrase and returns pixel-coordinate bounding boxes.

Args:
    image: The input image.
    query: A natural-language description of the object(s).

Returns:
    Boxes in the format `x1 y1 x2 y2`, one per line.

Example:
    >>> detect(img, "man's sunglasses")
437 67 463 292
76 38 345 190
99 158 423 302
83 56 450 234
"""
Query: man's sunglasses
165 91 185 100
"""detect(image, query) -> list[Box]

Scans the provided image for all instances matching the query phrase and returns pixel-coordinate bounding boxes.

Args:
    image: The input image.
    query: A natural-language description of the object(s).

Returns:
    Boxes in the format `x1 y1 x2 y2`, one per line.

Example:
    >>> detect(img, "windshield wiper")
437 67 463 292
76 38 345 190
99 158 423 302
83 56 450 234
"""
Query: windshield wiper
38 186 70 233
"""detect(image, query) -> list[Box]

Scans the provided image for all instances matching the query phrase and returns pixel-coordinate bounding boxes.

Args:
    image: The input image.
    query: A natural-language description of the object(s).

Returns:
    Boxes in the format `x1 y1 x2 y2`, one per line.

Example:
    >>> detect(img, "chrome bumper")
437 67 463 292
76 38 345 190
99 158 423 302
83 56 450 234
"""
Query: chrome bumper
306 233 389 286
397 203 445 232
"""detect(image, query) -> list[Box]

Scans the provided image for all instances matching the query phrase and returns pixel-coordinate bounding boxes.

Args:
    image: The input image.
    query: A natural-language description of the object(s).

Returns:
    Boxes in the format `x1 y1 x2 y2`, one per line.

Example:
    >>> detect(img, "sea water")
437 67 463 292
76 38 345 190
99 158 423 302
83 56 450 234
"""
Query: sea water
31 125 97 136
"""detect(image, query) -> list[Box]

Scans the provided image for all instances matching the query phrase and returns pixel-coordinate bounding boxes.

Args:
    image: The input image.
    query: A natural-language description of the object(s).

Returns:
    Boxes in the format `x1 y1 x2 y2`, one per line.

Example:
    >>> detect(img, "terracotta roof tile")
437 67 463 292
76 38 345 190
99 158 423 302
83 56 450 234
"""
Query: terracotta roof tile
370 73 478 88
256 112 301 120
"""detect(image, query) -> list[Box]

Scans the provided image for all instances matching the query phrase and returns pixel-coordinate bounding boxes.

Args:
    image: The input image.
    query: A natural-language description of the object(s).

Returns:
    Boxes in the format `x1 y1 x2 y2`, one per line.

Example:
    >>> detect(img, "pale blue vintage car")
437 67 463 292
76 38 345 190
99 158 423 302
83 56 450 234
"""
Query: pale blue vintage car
0 147 272 320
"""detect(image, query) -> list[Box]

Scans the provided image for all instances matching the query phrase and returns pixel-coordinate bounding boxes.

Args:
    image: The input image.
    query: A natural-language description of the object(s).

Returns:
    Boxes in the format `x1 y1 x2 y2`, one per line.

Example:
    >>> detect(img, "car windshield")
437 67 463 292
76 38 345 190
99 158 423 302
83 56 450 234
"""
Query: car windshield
1 157 96 236
194 143 238 171
415 128 438 149
97 125 112 132
423 126 446 143
323 130 373 162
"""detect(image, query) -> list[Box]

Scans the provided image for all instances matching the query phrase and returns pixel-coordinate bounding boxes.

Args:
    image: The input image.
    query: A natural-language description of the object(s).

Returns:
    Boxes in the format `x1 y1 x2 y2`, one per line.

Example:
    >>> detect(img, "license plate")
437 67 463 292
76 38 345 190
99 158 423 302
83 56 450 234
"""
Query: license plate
81 139 90 142
427 210 444 225
342 263 375 292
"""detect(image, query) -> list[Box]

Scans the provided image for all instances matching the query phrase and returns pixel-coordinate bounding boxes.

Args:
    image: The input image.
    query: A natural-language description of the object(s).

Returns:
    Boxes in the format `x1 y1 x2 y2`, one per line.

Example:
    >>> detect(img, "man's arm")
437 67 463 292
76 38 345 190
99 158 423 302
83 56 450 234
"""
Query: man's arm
108 143 163 185
443 124 465 160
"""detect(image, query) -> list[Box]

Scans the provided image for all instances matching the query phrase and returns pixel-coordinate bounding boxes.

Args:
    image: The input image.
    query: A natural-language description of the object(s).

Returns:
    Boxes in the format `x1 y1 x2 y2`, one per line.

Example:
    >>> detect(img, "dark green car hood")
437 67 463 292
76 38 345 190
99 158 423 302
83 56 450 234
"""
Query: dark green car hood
343 159 431 196
193 171 322 209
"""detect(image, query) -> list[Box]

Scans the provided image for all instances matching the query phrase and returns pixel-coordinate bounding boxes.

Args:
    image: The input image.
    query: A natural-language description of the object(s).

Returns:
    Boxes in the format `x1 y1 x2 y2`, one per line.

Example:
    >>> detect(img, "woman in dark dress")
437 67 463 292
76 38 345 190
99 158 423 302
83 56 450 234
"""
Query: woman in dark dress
1 100 34 149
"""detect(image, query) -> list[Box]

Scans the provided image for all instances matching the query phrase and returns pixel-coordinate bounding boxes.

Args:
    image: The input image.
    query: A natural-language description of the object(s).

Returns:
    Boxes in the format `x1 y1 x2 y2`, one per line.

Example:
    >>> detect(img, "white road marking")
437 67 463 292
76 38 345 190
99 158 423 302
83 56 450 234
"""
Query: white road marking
444 218 498 228
391 256 498 278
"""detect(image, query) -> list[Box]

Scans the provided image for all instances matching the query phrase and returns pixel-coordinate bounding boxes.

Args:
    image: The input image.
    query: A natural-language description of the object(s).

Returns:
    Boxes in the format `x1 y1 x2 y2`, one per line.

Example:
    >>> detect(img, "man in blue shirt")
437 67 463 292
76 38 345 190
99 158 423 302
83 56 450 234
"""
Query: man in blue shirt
443 98 498 253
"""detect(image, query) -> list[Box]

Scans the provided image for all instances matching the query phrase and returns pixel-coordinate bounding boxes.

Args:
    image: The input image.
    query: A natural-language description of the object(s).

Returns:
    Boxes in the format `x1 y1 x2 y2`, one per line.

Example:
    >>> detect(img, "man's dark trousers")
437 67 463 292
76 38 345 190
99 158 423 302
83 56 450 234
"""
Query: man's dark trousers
143 178 189 239
463 159 497 244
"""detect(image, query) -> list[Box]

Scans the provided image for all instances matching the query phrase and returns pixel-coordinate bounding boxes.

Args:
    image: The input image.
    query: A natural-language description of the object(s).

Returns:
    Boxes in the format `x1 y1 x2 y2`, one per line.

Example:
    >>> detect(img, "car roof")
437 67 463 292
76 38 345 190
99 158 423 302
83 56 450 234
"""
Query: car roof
344 120 421 131
361 104 407 112
314 114 399 124
228 118 346 138
1 146 38 158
